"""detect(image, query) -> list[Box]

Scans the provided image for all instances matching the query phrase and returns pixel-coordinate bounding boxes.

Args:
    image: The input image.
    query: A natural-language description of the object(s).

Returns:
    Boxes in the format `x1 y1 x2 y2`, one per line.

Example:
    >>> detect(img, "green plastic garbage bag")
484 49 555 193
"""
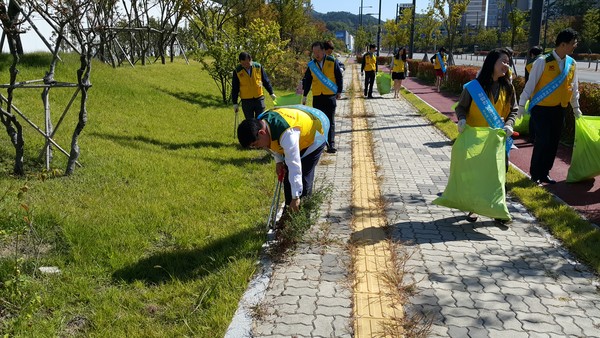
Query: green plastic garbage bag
375 72 392 95
567 116 600 183
433 125 511 220
274 93 302 106
513 100 531 134
513 114 530 134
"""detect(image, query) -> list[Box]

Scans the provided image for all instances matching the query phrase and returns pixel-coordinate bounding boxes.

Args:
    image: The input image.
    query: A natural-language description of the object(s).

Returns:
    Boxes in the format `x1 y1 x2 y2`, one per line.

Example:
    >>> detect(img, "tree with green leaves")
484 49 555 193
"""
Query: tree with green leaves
433 0 470 65
504 0 527 50
414 8 442 60
354 27 370 55
582 8 600 52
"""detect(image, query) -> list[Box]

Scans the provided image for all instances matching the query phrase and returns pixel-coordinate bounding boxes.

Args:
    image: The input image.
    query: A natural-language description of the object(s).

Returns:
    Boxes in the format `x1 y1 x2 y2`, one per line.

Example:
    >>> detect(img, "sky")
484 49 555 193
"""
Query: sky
14 1 432 53
311 0 431 21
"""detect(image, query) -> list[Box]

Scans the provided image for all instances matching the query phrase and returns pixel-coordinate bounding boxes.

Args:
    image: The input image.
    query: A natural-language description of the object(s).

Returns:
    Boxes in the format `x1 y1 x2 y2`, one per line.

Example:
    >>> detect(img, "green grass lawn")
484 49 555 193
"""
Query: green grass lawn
0 53 281 336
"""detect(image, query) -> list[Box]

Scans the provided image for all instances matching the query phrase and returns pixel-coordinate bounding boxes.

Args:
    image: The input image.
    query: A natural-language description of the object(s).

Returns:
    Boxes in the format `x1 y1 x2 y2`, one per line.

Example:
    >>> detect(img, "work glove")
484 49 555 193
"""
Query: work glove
301 96 307 105
270 93 277 100
457 119 466 133
573 107 582 119
503 125 514 137
516 105 525 119
233 104 239 113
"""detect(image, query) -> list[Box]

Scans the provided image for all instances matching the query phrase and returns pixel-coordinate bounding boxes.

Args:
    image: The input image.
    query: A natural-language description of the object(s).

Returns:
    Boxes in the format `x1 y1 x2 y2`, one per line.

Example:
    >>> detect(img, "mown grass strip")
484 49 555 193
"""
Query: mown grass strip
400 87 600 275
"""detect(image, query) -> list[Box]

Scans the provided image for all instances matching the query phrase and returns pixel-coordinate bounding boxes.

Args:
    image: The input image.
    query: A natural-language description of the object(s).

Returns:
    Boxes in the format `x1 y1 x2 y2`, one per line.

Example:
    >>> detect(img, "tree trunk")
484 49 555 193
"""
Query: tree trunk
66 53 91 175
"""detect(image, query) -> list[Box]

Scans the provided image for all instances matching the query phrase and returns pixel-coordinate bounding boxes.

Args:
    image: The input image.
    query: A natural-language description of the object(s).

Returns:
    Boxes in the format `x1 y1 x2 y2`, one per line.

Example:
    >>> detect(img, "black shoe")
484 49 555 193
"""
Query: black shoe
537 176 557 184
367 95 374 99
494 218 512 225
326 147 337 154
466 212 478 223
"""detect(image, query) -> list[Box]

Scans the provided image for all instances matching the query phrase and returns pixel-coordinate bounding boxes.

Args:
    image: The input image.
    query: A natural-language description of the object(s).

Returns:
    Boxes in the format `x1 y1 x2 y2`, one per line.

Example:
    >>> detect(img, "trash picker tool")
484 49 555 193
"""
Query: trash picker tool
266 172 284 231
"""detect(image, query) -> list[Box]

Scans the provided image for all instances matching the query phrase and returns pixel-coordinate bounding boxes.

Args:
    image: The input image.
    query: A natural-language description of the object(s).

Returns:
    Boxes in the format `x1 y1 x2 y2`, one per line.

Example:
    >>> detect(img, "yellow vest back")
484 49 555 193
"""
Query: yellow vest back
466 88 510 127
433 54 446 70
236 62 264 99
266 108 324 155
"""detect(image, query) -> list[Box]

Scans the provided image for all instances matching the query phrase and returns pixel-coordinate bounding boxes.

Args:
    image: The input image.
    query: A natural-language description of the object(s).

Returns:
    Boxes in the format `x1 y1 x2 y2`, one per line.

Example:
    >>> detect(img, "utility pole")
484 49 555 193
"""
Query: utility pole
529 0 544 48
409 0 416 59
376 0 381 71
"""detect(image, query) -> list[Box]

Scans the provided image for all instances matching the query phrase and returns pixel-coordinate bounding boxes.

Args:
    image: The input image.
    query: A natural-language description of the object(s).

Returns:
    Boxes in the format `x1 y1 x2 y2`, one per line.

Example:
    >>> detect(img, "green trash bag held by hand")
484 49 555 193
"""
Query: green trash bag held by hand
434 125 511 220
567 116 600 182
375 72 392 95
274 93 302 106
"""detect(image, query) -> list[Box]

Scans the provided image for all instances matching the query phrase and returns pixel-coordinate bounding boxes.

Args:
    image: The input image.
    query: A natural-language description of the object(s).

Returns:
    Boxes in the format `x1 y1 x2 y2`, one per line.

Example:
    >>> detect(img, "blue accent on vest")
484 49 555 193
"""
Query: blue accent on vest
528 55 573 111
437 53 446 73
308 60 338 93
464 80 513 154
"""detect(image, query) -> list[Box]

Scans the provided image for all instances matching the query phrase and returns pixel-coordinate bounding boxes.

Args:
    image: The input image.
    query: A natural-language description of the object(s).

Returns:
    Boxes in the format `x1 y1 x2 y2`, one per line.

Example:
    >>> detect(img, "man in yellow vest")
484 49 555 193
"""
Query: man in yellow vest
302 41 343 154
231 52 277 120
517 28 582 185
237 106 329 212
361 44 377 98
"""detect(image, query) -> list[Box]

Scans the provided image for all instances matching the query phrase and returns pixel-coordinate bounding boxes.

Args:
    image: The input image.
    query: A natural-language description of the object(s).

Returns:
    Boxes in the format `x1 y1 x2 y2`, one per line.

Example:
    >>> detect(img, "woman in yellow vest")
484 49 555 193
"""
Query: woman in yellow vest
454 48 518 223
430 46 447 92
390 47 408 98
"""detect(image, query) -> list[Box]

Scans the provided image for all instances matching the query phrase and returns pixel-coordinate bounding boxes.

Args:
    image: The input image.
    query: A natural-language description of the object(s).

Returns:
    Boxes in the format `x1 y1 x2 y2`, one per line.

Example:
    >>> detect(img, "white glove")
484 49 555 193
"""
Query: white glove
503 125 514 137
516 105 525 119
457 119 466 133
270 93 277 100
573 107 582 118
301 96 307 105
233 104 239 113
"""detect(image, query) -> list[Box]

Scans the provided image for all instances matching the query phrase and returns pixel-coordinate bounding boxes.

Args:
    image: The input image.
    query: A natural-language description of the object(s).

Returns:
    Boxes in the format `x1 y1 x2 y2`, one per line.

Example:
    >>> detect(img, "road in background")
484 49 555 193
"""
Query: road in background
411 52 600 84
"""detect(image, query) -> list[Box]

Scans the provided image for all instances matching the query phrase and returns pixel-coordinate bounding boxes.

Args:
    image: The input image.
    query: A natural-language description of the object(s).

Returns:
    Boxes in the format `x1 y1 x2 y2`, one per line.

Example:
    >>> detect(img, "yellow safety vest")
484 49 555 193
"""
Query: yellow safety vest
531 54 576 108
236 62 264 99
466 87 510 127
433 54 446 70
309 56 337 96
263 108 325 155
364 53 376 72
392 58 405 73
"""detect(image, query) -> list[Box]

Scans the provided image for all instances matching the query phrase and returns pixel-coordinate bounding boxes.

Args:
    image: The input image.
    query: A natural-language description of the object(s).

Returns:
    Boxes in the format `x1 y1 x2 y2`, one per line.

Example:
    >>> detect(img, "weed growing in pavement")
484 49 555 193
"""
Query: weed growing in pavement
270 186 331 257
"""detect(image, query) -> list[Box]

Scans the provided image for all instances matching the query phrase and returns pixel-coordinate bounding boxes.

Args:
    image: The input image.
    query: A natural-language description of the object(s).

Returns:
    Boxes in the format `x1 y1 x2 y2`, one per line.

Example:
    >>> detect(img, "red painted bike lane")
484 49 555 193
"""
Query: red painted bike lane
402 77 600 225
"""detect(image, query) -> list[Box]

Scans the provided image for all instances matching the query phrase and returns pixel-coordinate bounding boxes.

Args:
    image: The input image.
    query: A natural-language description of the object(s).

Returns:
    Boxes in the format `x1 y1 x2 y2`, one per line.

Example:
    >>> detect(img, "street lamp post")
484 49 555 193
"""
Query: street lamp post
376 0 381 71
409 0 416 59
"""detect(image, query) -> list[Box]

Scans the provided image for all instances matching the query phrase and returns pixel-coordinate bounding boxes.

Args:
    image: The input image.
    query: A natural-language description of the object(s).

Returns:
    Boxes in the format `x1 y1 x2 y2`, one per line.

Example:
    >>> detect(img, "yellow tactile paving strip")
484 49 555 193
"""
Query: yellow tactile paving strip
351 65 402 337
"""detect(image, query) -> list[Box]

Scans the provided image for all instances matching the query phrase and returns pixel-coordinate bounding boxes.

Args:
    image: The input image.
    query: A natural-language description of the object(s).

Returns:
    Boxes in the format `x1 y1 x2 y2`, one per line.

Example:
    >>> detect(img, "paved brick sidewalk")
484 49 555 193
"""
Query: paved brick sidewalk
368 90 600 337
232 66 600 337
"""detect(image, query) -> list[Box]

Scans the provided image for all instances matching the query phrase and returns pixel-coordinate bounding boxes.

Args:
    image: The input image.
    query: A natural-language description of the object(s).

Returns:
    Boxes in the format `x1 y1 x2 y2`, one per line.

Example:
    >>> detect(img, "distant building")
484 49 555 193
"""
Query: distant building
335 31 354 52
463 0 533 29
462 0 488 28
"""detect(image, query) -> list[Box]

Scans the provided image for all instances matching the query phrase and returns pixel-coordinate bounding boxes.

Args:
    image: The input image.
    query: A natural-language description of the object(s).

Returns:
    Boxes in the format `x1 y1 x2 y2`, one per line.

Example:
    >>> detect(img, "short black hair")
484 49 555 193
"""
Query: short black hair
311 41 324 50
529 45 543 57
439 47 446 53
324 41 334 50
237 119 262 148
555 28 578 46
369 44 376 49
239 52 251 61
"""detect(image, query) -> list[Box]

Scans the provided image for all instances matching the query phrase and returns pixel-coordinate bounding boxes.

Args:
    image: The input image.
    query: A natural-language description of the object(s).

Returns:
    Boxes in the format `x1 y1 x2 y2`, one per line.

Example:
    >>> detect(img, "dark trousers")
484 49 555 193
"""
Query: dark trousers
313 95 337 148
283 144 325 205
529 105 566 179
364 71 375 97
241 97 266 120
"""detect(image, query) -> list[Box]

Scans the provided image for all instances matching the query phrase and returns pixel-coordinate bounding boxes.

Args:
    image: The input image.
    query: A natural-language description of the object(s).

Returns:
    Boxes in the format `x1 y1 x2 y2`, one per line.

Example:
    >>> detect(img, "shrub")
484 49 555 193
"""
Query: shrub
406 59 420 77
416 61 435 83
444 65 478 94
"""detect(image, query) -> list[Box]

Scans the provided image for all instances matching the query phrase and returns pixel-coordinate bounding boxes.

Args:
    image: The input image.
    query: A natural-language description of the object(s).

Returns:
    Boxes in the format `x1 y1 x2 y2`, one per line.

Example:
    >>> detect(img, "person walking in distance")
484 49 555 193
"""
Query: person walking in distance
391 47 408 98
517 28 582 185
302 41 343 154
430 47 447 92
361 44 377 98
231 52 277 120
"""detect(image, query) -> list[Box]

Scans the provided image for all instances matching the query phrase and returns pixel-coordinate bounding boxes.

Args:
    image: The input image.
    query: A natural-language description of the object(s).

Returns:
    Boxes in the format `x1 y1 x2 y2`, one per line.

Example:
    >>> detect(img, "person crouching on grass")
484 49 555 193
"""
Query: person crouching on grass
237 105 329 216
